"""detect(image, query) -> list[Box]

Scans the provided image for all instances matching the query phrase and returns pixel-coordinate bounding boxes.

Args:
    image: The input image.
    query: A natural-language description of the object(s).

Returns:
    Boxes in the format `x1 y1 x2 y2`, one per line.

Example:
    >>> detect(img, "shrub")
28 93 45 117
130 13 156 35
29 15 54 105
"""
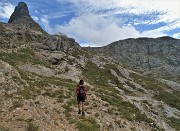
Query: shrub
76 117 99 131
0 126 9 131
95 113 100 117
28 122 38 131
130 73 180 110
12 100 23 109
167 117 180 130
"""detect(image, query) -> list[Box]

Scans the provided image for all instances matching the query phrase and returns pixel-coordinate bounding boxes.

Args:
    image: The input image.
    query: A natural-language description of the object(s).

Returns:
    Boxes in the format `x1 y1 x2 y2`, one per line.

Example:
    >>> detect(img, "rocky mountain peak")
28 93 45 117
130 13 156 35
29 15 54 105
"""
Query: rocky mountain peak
8 2 43 31
8 2 30 23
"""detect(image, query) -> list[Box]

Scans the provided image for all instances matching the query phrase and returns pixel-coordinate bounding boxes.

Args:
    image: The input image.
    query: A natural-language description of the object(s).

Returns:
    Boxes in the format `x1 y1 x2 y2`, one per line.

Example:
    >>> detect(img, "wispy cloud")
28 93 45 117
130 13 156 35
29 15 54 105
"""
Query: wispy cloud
40 15 52 34
32 16 39 21
0 2 14 19
173 33 180 39
45 11 71 20
55 0 180 46
56 13 140 46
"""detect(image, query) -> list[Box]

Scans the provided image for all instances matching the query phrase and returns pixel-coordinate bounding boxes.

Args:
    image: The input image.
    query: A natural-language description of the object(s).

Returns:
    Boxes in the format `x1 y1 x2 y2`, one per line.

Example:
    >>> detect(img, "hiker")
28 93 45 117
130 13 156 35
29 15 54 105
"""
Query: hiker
76 80 86 116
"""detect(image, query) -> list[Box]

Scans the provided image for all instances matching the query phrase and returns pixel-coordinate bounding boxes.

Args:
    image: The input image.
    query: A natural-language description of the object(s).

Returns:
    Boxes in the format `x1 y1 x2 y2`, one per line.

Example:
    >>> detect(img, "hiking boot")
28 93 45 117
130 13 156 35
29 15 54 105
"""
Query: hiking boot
78 109 81 114
82 112 85 116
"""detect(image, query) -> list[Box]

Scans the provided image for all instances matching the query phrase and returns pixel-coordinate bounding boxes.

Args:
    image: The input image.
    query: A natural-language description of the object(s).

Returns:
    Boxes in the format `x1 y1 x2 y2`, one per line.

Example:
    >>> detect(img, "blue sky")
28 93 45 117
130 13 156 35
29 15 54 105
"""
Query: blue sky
0 0 180 47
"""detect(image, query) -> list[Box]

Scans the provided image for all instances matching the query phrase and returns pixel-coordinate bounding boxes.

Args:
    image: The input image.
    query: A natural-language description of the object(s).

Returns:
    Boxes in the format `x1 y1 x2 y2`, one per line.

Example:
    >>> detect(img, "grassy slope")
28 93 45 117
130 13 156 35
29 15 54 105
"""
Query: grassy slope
130 73 180 130
83 62 153 123
0 41 179 130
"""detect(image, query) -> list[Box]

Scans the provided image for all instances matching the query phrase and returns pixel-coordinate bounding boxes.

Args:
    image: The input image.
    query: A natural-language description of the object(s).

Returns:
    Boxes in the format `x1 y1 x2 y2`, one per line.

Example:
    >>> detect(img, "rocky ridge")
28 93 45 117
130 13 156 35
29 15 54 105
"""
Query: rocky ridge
87 37 180 81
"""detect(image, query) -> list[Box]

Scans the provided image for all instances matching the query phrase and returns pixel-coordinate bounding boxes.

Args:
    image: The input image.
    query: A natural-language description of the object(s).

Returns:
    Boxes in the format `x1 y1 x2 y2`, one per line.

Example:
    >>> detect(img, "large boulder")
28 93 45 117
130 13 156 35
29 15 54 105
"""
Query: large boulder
0 60 20 95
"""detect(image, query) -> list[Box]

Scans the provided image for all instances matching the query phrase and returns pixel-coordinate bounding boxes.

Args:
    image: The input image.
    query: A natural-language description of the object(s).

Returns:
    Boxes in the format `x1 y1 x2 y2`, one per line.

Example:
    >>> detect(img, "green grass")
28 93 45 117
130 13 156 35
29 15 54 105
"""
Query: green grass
0 126 9 131
12 76 26 86
71 48 91 59
62 99 76 118
83 62 152 123
18 68 76 88
94 113 100 117
151 128 165 131
15 68 77 102
76 117 99 131
154 90 180 110
83 62 112 86
130 73 170 91
17 88 32 99
97 93 152 123
167 117 180 131
12 100 23 109
0 23 5 33
83 62 135 95
0 48 43 66
28 122 38 131
130 73 180 110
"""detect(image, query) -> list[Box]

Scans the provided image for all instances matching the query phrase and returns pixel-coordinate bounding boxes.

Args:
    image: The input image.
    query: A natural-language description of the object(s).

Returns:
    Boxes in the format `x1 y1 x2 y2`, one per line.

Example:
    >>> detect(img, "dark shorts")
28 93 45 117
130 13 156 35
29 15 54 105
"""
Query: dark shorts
77 96 85 102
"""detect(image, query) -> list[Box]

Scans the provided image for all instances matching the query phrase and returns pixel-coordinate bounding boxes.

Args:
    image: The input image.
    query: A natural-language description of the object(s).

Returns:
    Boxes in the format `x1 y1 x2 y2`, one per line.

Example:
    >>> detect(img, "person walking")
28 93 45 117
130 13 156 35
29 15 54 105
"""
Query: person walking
76 80 86 116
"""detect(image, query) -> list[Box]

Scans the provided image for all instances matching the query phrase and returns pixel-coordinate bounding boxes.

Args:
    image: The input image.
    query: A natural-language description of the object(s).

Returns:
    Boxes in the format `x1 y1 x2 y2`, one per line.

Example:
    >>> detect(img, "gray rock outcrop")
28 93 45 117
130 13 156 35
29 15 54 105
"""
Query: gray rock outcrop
0 60 20 95
8 2 30 23
8 2 44 31
88 37 180 78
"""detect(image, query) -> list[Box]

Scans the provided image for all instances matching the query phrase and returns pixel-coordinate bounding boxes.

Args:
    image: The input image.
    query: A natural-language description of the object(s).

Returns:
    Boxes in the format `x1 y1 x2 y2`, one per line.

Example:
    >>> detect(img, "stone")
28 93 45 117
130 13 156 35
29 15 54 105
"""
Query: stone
8 2 44 31
87 37 180 77
8 2 30 23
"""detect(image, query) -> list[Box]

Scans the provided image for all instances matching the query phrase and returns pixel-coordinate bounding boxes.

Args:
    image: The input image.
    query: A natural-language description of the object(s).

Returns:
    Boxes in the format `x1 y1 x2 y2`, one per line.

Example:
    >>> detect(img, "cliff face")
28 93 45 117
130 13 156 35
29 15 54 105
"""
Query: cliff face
88 37 180 79
8 2 30 23
7 2 44 33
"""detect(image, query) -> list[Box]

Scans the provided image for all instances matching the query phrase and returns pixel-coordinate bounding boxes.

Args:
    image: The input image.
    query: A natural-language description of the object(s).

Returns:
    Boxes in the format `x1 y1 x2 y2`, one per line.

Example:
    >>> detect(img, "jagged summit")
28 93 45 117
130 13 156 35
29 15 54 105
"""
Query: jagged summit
8 2 30 23
8 2 43 31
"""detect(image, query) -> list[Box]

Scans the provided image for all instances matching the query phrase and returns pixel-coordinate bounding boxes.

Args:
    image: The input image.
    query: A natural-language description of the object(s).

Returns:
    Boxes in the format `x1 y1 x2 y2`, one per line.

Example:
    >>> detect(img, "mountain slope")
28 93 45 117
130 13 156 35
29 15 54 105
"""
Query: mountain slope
0 2 180 131
87 37 180 81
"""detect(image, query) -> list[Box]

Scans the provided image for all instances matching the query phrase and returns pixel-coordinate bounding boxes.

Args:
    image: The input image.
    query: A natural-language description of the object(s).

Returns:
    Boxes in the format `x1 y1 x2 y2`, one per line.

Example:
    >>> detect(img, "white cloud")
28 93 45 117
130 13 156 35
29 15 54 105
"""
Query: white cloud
35 10 39 14
57 0 180 20
173 33 180 39
40 15 52 34
141 30 166 38
56 13 171 46
80 43 99 47
46 11 71 19
56 0 180 28
32 16 39 21
41 17 49 24
55 0 179 46
56 13 141 46
0 2 14 19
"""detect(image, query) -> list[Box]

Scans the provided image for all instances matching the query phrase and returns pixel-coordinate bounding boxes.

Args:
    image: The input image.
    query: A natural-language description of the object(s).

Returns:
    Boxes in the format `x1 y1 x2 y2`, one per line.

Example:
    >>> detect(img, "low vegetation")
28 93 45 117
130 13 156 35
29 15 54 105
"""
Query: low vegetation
167 117 180 131
0 125 9 131
0 48 43 66
83 62 153 123
28 122 39 131
75 117 99 131
12 100 23 109
130 73 180 110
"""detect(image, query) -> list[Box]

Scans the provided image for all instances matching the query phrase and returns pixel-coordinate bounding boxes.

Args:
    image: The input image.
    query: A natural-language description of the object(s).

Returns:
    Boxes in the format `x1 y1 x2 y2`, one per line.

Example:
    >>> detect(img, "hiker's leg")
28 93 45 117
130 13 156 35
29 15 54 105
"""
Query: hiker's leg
82 102 84 112
82 102 85 116
78 101 81 114
78 101 80 110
